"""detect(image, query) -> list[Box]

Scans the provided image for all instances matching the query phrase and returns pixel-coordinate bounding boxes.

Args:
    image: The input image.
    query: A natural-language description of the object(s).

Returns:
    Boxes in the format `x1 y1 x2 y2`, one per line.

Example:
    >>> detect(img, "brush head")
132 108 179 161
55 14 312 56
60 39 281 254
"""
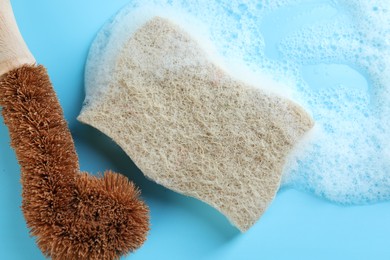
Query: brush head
31 171 150 260
0 65 149 260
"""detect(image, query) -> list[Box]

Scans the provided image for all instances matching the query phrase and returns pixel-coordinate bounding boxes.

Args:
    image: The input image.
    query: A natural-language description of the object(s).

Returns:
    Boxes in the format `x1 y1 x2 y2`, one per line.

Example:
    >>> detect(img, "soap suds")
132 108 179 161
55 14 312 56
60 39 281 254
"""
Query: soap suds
85 0 390 204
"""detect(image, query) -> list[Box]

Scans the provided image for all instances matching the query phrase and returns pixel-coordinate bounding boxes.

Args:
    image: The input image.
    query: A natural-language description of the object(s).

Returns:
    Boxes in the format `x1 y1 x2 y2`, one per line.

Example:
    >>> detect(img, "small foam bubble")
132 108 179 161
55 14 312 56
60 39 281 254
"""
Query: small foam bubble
87 0 390 204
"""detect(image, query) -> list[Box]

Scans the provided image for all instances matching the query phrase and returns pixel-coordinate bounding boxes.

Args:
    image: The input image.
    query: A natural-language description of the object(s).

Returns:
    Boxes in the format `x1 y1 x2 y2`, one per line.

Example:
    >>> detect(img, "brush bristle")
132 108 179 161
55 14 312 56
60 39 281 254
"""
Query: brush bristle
0 65 149 259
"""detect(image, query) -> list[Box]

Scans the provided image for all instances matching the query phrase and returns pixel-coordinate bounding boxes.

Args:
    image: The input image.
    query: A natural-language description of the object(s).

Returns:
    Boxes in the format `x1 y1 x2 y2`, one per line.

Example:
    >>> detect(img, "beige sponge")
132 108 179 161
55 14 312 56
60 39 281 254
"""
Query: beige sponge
78 16 314 232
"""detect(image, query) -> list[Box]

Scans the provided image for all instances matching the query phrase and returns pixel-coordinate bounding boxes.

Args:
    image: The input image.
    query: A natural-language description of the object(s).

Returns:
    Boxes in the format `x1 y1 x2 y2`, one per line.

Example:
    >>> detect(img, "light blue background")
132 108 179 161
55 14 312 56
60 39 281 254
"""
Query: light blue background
0 1 389 259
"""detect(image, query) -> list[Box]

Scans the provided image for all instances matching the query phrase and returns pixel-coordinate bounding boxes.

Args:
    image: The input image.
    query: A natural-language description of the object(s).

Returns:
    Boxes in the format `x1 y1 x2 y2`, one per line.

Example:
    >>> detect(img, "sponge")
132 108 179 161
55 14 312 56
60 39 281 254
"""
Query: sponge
78 17 314 231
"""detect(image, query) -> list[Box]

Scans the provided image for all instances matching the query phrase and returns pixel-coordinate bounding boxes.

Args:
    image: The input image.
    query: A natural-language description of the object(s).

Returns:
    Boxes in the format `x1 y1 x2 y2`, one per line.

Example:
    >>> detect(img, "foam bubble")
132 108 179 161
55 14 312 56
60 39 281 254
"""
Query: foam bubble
86 0 390 204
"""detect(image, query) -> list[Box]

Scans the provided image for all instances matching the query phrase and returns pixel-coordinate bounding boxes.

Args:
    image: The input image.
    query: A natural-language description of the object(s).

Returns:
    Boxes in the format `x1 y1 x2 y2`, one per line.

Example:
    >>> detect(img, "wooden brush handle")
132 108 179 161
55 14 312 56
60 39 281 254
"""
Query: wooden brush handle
0 0 35 76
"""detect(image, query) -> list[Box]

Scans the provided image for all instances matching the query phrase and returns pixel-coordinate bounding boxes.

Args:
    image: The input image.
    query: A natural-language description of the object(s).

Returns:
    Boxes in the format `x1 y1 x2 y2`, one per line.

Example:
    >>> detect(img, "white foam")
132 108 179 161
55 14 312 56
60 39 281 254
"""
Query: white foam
85 0 390 204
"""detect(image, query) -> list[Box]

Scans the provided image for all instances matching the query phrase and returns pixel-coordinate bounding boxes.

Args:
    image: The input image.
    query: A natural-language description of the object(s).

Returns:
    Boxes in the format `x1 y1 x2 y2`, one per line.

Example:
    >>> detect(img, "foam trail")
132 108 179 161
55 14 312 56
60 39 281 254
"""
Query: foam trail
89 0 390 204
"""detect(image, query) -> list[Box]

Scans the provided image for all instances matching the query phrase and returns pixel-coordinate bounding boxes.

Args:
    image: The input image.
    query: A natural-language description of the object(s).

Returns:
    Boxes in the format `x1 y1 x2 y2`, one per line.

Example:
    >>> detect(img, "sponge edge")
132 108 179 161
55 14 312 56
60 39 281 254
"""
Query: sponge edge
78 17 314 231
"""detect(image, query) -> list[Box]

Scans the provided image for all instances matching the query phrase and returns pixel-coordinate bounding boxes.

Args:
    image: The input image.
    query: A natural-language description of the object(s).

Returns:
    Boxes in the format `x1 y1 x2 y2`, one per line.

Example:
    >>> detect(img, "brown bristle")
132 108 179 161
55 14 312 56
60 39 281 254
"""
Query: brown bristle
0 65 149 260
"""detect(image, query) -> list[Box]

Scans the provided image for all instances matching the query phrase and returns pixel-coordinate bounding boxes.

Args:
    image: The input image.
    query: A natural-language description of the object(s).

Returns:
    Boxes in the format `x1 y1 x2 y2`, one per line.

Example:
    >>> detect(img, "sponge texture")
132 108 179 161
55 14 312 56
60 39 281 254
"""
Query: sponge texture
78 17 314 231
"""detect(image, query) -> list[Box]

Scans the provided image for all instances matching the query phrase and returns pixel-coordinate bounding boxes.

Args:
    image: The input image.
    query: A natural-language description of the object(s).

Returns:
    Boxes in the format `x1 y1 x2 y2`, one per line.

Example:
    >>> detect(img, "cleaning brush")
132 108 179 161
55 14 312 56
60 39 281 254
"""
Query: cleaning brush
0 1 149 259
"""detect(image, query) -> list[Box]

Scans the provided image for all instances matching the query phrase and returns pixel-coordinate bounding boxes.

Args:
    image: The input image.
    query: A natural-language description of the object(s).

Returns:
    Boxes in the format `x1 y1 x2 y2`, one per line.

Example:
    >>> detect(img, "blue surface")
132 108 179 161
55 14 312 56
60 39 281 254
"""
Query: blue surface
0 1 389 259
